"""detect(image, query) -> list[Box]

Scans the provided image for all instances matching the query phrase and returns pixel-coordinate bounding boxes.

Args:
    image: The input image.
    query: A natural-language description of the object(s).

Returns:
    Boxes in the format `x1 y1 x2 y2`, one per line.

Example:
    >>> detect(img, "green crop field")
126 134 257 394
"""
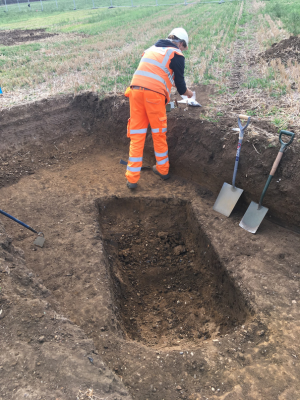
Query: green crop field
0 1 245 97
0 0 299 125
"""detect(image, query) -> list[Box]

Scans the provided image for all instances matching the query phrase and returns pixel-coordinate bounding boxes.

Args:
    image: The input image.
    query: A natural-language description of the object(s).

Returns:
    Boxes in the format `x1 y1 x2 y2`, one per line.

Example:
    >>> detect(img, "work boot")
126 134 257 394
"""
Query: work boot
152 165 170 180
127 180 137 189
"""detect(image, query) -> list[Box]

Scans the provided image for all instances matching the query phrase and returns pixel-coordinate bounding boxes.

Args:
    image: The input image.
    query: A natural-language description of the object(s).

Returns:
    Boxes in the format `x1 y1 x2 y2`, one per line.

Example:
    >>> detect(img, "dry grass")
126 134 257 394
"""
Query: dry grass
251 0 265 13
255 14 289 52
0 1 243 109
0 8 186 108
0 0 299 134
205 0 300 132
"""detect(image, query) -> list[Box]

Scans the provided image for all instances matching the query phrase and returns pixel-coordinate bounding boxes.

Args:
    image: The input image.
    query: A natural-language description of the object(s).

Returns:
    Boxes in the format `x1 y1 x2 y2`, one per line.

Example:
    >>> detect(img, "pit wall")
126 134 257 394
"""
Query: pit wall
0 92 299 228
97 197 251 347
185 201 253 319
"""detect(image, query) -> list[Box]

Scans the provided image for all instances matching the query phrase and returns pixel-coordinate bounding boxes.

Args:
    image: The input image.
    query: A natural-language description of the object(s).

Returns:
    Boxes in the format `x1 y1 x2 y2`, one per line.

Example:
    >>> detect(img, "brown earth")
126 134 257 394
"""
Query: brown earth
0 29 57 46
258 35 300 65
99 197 251 349
0 221 131 400
0 89 300 399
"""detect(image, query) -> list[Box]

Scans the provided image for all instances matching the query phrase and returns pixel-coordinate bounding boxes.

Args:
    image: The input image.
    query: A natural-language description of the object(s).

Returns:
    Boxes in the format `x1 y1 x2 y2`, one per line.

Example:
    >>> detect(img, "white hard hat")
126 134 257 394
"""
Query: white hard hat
168 27 189 47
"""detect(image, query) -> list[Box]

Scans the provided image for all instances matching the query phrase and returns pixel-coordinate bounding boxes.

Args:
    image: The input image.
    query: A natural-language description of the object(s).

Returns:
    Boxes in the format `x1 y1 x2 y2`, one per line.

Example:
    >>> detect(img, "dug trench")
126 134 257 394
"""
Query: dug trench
98 197 250 349
0 90 300 399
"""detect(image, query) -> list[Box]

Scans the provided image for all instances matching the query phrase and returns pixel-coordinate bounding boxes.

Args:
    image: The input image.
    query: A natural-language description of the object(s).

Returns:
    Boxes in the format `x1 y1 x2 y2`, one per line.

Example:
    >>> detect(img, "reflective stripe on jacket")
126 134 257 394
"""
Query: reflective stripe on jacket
131 46 184 103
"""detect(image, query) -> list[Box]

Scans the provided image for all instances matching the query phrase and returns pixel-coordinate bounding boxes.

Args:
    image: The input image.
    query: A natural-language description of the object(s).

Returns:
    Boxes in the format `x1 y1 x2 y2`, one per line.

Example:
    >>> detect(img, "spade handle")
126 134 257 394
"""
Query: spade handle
270 152 283 176
232 116 251 187
258 130 294 207
279 130 295 152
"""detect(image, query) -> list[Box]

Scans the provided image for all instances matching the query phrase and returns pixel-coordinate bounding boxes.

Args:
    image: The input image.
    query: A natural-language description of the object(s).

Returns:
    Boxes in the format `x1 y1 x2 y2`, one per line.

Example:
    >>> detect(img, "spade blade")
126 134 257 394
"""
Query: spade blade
239 201 268 234
213 182 243 217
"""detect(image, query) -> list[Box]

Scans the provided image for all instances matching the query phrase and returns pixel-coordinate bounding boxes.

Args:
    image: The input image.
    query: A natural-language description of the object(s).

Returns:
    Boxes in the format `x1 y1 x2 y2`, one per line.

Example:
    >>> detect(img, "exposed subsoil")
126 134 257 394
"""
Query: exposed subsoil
0 90 300 399
0 29 57 46
259 35 300 65
99 198 251 349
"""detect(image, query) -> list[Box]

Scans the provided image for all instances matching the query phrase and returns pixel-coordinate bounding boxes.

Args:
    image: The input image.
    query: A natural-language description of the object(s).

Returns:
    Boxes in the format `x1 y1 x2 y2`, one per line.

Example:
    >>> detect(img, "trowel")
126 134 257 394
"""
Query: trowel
177 91 201 107
213 114 251 217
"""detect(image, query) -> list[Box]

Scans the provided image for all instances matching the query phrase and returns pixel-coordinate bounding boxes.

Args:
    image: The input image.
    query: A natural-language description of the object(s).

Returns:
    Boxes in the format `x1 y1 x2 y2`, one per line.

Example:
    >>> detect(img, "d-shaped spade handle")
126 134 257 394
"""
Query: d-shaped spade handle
279 130 295 152
258 130 295 208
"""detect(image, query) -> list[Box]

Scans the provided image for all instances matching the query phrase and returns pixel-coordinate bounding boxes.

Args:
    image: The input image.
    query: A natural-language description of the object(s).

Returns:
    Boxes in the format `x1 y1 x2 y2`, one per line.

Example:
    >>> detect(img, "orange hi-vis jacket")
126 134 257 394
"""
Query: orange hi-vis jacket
130 45 184 103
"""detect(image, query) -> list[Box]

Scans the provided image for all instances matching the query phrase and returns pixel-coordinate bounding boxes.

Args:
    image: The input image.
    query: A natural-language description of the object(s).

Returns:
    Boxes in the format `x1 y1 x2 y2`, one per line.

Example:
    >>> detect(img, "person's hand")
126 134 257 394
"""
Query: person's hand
183 88 193 98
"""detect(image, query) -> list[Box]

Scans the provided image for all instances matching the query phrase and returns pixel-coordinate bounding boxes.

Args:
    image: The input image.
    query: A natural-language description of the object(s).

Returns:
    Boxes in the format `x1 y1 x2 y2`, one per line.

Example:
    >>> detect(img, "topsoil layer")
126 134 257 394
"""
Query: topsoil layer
259 35 300 65
0 90 299 399
0 29 57 46
0 90 299 228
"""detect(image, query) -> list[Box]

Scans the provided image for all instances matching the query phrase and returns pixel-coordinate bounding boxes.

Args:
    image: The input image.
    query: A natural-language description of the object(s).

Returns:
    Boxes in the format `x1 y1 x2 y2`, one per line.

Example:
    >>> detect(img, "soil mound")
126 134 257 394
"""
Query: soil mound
259 35 300 64
0 29 57 46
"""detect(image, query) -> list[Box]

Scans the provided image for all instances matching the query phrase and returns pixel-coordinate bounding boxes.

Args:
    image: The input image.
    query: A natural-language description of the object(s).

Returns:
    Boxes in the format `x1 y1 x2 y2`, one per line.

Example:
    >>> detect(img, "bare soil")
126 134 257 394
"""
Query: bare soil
0 29 57 46
0 222 131 400
0 90 300 399
259 35 300 65
99 197 251 348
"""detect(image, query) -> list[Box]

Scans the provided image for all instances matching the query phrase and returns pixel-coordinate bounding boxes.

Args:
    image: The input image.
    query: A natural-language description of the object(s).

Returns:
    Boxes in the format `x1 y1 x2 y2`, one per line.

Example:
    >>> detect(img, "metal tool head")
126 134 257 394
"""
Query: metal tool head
239 201 268 234
213 182 243 217
34 232 45 248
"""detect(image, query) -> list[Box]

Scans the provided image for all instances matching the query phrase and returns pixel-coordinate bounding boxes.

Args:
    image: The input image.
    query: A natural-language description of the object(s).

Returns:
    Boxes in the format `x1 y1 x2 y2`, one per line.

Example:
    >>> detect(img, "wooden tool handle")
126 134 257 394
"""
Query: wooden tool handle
270 152 283 176
239 114 250 120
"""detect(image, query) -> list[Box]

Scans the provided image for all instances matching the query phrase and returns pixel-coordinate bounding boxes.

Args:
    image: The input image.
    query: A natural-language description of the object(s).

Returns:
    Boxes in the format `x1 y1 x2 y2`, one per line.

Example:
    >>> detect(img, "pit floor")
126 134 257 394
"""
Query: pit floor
1 131 300 400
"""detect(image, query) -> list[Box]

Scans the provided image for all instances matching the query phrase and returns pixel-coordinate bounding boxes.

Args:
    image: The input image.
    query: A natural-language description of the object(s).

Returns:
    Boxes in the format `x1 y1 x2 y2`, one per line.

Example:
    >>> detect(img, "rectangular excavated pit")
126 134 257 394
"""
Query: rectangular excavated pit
98 197 251 348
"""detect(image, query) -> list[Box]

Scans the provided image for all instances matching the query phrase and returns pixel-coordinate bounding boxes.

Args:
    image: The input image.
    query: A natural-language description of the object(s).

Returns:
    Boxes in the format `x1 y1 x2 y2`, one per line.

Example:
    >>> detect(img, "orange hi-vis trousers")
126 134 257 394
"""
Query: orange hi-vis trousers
126 87 169 184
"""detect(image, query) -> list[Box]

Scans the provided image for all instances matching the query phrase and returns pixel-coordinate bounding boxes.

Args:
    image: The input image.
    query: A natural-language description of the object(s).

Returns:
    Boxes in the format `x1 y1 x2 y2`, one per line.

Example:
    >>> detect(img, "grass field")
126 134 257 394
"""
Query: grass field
0 0 299 124
0 1 245 96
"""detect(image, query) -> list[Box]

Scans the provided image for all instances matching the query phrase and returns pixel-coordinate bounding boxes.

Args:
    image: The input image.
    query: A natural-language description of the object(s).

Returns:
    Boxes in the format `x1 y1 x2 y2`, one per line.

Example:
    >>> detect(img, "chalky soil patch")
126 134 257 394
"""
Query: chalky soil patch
98 197 251 349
